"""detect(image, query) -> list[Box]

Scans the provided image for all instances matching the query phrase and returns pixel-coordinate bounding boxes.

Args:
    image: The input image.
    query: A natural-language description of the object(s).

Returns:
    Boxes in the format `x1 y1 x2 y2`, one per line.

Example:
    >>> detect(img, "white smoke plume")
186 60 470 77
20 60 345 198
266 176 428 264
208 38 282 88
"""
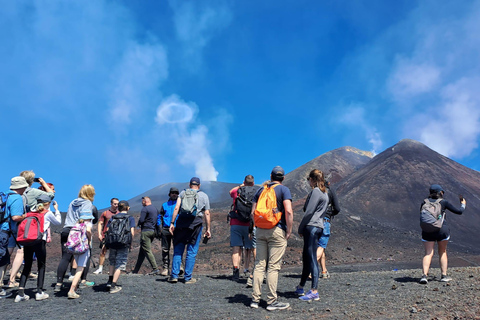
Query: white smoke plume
339 104 383 155
156 95 219 181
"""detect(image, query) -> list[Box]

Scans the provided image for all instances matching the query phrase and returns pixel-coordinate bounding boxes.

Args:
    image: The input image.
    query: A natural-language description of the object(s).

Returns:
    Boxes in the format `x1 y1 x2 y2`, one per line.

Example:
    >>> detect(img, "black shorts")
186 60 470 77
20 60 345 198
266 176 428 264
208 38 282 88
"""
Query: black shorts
422 224 450 242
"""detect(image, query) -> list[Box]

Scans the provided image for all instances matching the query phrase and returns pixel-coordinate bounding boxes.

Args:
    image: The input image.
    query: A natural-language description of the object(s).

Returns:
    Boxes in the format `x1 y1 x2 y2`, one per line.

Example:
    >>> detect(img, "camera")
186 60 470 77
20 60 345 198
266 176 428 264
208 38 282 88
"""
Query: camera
34 178 40 183
202 235 210 244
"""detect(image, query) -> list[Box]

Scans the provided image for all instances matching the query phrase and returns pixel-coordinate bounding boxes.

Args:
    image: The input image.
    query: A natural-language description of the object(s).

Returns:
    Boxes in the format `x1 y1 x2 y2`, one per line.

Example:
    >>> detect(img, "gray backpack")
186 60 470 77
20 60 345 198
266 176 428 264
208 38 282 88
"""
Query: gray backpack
179 189 198 217
420 198 444 232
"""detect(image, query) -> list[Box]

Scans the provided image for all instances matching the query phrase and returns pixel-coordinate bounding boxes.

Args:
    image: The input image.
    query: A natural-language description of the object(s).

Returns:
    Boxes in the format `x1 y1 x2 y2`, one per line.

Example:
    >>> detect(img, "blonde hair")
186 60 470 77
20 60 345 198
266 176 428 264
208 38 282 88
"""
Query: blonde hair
20 170 35 186
78 184 95 202
35 203 46 212
308 169 326 193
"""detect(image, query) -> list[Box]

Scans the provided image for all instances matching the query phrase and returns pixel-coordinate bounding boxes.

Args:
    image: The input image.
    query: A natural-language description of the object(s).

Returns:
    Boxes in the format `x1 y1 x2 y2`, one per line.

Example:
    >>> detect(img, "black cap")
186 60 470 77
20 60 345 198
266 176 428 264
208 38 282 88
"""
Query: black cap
429 184 444 194
169 187 179 195
190 177 200 185
271 166 285 177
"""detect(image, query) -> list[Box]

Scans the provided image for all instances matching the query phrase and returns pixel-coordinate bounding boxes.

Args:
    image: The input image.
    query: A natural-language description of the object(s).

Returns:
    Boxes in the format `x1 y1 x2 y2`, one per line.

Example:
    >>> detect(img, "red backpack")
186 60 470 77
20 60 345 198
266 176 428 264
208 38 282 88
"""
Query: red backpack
17 211 45 246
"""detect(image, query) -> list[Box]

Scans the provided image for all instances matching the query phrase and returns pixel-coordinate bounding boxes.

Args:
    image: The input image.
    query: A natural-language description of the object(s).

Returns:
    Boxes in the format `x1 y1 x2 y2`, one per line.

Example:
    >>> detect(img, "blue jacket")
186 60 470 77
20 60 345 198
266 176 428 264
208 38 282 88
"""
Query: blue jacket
159 199 177 227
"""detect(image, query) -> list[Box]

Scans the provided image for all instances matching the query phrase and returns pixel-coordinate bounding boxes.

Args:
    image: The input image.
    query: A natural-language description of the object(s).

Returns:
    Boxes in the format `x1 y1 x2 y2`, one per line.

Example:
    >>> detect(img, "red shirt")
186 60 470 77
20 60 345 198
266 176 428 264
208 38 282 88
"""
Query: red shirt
100 209 117 235
229 187 250 227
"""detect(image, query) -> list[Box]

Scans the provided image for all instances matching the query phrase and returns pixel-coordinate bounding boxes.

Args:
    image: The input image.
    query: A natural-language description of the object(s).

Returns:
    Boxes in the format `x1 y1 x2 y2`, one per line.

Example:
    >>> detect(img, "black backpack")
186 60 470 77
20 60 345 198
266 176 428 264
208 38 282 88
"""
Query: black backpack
325 187 339 218
105 215 132 249
231 186 258 223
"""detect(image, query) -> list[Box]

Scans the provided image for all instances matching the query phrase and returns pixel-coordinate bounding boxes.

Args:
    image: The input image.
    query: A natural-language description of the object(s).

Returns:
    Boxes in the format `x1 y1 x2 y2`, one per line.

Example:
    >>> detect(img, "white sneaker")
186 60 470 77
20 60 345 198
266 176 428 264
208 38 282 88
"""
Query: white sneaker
68 275 75 281
93 267 103 275
14 294 30 303
35 292 49 301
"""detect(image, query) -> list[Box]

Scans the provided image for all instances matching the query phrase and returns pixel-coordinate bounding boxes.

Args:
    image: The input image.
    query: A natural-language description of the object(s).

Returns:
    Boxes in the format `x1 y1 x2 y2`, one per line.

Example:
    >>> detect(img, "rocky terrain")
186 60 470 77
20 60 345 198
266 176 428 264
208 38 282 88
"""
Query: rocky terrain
283 146 373 200
3 139 480 319
2 266 479 319
336 139 480 254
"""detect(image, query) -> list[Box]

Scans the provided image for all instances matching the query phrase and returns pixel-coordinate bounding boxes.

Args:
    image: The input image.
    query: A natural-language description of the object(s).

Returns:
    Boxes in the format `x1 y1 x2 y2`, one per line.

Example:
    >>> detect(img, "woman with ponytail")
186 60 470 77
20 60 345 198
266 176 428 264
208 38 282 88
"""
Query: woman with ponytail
14 194 61 302
295 169 329 302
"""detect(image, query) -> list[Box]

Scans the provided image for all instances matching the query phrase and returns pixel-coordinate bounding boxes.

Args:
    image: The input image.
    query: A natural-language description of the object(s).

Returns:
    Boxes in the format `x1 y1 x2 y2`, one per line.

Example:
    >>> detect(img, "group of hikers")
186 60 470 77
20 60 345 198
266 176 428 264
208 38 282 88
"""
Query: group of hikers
0 167 467 311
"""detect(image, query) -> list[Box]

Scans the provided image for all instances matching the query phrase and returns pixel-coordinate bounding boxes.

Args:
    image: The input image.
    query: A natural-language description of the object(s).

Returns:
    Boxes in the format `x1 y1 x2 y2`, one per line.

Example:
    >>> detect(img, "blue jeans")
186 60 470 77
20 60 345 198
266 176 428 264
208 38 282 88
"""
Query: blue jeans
300 225 323 289
171 226 202 281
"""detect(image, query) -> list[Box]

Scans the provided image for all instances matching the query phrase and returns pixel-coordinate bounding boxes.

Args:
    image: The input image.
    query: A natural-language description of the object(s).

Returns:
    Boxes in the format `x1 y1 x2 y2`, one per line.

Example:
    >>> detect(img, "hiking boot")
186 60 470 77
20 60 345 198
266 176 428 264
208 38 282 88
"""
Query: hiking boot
250 301 259 309
109 286 122 294
440 275 452 282
14 294 30 303
246 276 253 288
161 269 169 276
419 275 428 284
266 301 290 311
184 278 198 284
35 292 49 301
54 284 63 292
167 277 178 283
0 289 13 299
149 269 162 276
232 268 240 281
67 291 80 299
321 271 330 279
295 286 305 296
299 290 320 301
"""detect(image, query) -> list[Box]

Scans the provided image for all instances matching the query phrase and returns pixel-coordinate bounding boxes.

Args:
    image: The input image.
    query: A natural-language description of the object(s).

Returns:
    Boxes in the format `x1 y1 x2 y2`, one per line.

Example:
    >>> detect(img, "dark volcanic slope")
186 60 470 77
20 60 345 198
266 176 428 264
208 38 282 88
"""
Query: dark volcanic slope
127 181 238 213
2 267 479 319
336 139 480 253
283 146 373 200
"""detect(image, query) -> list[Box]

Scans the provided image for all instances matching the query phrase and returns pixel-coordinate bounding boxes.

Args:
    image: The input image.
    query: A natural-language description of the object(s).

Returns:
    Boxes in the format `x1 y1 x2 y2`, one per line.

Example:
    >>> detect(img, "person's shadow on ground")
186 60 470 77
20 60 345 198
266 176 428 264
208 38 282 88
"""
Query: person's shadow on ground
224 293 251 307
394 276 418 283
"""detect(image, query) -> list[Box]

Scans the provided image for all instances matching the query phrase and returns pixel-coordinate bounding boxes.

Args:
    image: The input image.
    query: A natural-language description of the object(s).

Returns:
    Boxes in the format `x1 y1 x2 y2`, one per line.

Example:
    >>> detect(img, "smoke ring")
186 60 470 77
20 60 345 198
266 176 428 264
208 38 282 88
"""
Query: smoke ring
156 101 196 124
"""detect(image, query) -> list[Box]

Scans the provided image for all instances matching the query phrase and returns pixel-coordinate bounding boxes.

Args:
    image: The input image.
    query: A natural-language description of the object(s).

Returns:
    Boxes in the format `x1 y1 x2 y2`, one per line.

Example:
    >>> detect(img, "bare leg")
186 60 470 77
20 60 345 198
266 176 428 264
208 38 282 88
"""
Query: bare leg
232 247 241 268
438 240 448 276
99 246 107 266
422 241 435 276
69 266 84 294
9 247 24 284
244 248 252 271
113 268 121 283
317 247 326 272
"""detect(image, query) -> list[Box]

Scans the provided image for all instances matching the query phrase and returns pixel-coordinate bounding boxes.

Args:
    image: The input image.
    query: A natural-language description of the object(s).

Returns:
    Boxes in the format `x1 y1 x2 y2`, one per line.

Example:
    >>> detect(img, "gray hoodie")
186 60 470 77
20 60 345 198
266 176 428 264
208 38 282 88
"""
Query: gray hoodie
298 187 329 234
64 198 93 228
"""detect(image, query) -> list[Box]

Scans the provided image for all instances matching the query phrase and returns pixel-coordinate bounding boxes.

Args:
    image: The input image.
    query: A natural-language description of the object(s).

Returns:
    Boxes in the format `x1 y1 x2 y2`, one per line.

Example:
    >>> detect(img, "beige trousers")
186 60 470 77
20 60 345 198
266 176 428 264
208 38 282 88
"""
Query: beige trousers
252 226 287 304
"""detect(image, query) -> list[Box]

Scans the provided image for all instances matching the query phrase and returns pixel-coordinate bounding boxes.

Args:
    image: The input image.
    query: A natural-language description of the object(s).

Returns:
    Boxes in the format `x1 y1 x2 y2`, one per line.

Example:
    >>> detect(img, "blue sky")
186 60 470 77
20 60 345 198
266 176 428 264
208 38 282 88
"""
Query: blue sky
1 0 479 211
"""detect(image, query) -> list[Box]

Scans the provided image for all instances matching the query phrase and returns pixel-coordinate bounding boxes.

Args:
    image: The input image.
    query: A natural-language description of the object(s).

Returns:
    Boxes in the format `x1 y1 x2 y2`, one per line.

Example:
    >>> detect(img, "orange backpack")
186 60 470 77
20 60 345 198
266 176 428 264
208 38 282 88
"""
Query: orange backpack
254 184 281 229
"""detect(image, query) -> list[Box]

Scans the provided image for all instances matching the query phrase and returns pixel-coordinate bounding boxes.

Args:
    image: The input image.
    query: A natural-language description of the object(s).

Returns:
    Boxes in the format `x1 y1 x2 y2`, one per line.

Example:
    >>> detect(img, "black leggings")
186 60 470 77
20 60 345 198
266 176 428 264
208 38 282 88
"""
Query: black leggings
20 240 47 291
57 227 91 283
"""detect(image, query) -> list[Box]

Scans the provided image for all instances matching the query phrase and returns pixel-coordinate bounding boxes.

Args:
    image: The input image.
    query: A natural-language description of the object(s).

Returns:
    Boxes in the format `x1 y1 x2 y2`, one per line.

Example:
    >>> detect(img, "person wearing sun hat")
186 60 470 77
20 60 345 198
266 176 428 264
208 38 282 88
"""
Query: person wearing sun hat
0 177 28 300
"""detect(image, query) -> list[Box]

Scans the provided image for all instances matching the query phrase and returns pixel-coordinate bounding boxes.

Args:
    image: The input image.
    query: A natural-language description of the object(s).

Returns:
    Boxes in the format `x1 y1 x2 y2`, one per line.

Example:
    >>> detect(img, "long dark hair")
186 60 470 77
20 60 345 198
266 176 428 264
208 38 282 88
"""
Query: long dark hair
429 190 444 199
308 169 326 193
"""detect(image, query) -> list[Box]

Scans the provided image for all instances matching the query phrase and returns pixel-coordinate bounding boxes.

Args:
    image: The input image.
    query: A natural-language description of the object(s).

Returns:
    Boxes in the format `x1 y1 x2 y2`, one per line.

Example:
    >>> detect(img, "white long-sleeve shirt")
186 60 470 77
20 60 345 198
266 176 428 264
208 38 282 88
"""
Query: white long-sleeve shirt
43 209 62 240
